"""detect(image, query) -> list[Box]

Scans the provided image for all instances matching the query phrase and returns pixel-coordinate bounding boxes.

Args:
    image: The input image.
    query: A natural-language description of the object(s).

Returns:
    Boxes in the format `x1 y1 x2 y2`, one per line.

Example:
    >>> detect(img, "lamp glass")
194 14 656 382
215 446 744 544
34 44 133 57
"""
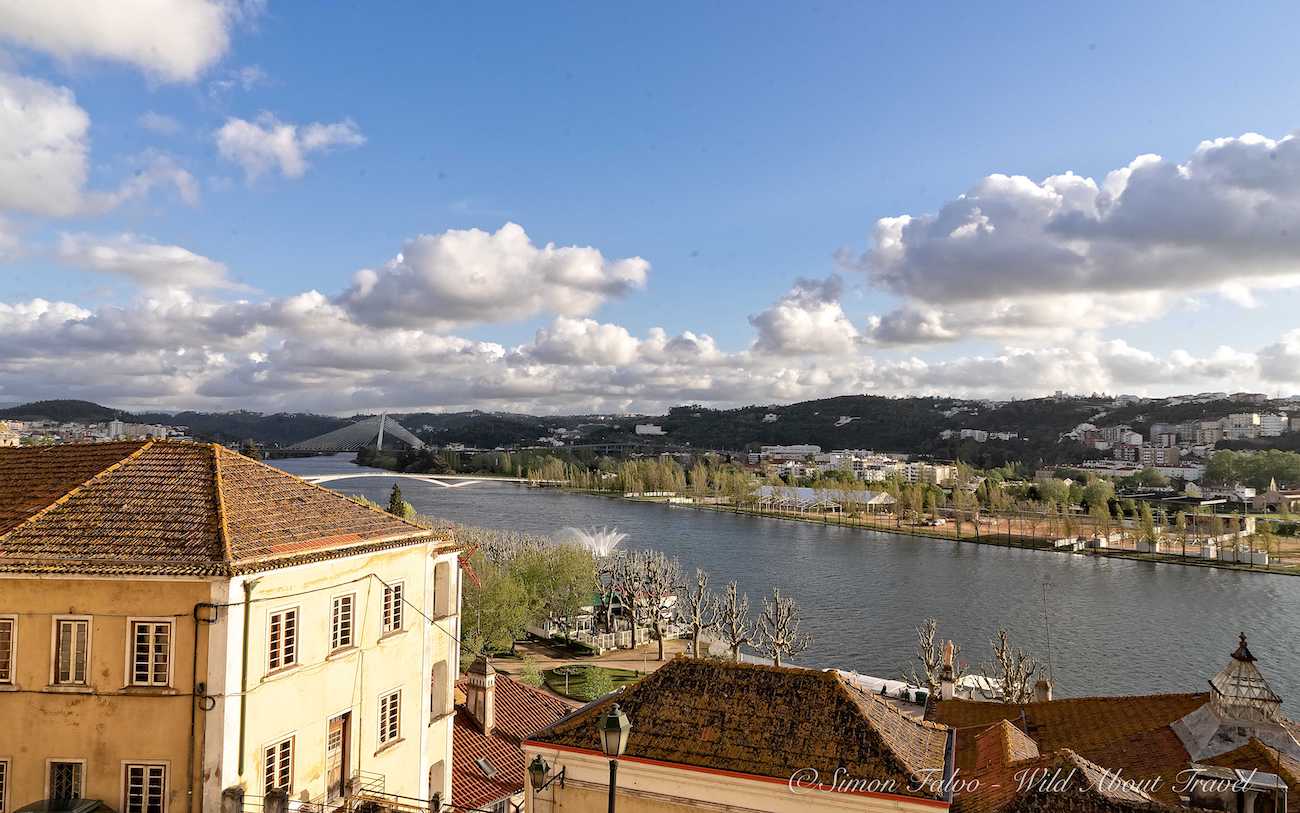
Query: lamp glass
528 755 549 790
599 703 631 757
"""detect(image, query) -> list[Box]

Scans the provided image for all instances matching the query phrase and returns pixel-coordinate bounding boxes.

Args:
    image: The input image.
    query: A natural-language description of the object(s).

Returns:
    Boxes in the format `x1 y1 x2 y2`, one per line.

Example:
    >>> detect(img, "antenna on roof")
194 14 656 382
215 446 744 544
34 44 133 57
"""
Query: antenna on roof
1041 577 1054 684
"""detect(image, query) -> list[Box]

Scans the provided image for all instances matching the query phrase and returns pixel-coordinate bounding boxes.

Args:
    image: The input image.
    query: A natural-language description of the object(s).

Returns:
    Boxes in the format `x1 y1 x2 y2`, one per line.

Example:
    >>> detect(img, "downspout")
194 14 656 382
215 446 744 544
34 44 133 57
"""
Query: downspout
942 725 957 806
238 579 260 777
189 603 219 813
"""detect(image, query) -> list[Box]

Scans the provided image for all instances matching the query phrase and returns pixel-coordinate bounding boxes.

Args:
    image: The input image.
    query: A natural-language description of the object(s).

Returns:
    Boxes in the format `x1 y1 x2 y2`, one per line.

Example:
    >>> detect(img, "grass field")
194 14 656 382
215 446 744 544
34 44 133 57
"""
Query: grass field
542 665 642 701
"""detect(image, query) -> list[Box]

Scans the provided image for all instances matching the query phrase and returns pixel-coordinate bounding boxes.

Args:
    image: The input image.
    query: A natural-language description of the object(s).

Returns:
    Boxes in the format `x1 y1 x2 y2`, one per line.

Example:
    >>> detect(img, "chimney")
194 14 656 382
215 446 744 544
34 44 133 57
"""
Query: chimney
940 640 955 700
1032 677 1053 702
466 654 496 735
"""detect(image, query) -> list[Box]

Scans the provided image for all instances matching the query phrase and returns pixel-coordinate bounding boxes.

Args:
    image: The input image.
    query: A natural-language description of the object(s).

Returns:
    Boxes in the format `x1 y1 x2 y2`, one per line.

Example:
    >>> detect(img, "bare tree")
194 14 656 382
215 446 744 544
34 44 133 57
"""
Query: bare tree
604 550 647 647
683 568 718 657
755 587 812 668
980 628 1038 704
906 617 965 695
640 551 681 660
717 581 752 662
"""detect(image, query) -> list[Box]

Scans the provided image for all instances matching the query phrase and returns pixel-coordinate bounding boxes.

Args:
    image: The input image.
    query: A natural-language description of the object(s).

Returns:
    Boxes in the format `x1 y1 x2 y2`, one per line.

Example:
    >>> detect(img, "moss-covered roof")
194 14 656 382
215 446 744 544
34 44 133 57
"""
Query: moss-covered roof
528 657 951 800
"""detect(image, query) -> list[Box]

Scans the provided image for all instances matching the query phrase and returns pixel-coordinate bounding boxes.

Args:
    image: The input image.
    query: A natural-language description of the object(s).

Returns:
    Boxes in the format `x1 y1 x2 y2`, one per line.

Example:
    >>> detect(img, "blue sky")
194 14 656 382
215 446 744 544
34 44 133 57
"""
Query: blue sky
4 2 1300 412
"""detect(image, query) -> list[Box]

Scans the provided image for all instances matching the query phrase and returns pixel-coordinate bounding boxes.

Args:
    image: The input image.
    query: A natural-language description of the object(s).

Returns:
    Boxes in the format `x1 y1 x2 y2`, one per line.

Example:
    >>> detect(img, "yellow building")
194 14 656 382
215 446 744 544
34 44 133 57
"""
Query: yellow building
523 658 953 813
0 440 461 813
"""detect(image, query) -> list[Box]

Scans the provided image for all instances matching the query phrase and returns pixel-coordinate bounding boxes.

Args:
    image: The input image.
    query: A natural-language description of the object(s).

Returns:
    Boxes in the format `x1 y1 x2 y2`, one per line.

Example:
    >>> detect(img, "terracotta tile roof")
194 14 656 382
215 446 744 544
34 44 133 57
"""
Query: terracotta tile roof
453 674 572 809
527 657 951 800
928 693 1208 779
928 692 1300 813
0 440 452 576
1205 740 1300 813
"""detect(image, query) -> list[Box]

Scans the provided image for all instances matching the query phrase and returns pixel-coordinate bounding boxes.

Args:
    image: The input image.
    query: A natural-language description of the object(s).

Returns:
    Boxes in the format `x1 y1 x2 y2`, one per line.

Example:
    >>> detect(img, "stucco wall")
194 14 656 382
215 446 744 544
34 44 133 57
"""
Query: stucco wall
0 575 215 812
203 543 459 808
522 745 949 813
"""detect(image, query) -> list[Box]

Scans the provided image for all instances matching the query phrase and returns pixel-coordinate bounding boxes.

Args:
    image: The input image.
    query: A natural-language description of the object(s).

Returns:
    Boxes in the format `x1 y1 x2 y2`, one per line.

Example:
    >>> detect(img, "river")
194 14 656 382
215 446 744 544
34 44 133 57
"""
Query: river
274 454 1300 710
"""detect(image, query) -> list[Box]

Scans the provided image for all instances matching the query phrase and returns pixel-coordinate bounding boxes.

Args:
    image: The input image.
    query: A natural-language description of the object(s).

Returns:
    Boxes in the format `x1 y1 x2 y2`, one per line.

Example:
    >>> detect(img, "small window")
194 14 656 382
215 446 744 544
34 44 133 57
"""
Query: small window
382 583 403 633
267 609 298 672
130 620 172 686
378 689 401 745
49 761 83 805
124 763 166 813
54 618 90 685
263 737 294 796
434 561 453 618
0 616 14 685
0 759 9 813
330 595 355 651
430 660 448 719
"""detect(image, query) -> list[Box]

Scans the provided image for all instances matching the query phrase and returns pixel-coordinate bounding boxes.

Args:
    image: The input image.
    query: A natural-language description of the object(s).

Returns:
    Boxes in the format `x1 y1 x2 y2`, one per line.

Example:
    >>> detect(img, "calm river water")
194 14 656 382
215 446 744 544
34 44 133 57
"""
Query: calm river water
275 454 1300 709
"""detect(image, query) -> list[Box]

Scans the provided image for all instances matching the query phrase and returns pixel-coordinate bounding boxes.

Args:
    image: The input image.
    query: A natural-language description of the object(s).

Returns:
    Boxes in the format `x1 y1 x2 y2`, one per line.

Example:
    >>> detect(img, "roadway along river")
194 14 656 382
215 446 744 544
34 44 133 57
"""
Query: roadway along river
275 454 1300 710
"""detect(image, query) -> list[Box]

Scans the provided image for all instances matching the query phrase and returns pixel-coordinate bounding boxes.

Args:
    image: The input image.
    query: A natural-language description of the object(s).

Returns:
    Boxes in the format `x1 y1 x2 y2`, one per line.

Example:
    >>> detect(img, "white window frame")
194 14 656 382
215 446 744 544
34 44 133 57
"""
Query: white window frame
266 607 299 674
121 760 169 813
330 594 355 652
0 758 10 813
126 618 174 688
0 615 15 686
50 616 92 686
381 582 404 634
45 758 86 803
262 735 295 796
378 688 401 746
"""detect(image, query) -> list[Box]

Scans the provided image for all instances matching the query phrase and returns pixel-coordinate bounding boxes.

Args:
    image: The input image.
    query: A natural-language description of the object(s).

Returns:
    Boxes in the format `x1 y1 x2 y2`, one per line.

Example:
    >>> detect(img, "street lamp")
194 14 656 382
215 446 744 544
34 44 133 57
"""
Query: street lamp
528 755 565 793
599 704 632 813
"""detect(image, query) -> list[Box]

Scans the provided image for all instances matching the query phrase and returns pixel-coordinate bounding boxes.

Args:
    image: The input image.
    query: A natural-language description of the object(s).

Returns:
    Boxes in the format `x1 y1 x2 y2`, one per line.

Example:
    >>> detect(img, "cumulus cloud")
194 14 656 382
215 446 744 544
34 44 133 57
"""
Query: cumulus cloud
525 317 640 366
748 275 862 355
215 113 366 180
851 130 1300 343
0 72 89 217
340 222 649 329
57 233 238 291
0 0 242 82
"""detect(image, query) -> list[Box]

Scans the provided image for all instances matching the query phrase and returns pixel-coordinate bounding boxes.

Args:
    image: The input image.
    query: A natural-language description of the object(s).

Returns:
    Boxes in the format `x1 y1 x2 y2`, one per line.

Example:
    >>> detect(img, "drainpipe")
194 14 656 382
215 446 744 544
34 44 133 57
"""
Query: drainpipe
238 579 260 777
189 603 219 813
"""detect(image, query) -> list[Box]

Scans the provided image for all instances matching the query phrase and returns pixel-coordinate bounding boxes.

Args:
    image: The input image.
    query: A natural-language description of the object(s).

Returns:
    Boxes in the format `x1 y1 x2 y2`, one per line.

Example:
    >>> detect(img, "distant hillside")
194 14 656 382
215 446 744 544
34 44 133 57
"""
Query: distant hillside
133 410 349 446
0 399 125 422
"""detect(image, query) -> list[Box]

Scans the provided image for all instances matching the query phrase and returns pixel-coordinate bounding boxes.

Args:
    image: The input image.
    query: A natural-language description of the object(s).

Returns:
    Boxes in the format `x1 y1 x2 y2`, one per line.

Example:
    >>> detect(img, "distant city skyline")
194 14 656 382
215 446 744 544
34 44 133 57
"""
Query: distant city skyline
4 2 1300 414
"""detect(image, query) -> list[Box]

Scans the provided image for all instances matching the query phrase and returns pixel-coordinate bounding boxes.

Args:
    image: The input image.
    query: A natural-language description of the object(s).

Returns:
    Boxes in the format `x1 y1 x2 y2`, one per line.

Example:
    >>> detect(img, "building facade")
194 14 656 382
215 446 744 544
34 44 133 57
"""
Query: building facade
0 440 460 813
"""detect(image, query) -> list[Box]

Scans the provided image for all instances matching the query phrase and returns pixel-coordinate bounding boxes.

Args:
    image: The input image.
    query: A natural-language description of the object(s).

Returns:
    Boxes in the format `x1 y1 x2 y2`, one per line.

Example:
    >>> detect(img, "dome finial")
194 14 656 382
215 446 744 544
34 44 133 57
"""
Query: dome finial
1232 631 1255 662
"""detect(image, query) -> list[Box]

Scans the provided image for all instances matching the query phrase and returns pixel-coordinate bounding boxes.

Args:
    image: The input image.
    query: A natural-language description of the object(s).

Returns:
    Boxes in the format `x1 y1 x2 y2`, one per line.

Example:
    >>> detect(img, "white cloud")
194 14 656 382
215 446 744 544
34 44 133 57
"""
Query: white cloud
340 222 649 329
0 0 240 82
748 275 862 355
0 73 197 216
0 72 89 217
57 233 238 291
215 113 366 180
525 317 640 366
852 130 1300 342
207 64 267 97
138 111 182 135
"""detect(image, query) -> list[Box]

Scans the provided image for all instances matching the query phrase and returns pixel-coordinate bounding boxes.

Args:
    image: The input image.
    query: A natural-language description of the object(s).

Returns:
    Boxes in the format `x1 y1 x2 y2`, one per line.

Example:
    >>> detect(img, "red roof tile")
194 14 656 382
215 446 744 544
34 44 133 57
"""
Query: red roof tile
453 674 571 809
0 440 452 576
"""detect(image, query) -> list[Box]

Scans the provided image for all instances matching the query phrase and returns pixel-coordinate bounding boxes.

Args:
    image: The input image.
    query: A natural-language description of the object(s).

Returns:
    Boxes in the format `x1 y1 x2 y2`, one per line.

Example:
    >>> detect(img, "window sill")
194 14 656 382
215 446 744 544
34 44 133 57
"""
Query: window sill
327 646 358 661
119 685 178 695
262 663 300 682
378 628 407 643
44 684 94 694
374 737 405 756
428 708 454 727
0 683 19 692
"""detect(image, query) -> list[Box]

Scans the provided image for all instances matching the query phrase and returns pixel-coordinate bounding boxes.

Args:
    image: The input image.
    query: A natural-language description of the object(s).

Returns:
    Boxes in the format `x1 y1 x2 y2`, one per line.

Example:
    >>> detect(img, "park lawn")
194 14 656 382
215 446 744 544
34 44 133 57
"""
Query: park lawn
542 665 642 701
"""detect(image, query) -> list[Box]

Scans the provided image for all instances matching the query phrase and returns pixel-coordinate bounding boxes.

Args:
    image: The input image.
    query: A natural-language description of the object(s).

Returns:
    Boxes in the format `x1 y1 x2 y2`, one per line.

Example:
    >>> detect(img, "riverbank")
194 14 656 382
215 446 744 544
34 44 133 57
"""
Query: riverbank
628 497 1300 576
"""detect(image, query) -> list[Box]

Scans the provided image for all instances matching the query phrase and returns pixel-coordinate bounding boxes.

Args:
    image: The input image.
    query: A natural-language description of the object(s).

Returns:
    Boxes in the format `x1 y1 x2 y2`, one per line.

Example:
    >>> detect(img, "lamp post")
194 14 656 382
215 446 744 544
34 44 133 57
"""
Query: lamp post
598 704 632 813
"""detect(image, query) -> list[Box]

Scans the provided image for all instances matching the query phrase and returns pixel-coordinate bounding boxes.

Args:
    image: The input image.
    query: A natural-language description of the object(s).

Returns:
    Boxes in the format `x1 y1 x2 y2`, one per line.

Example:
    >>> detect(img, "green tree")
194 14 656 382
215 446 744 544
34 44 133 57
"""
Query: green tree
517 655 544 687
387 483 407 517
461 553 530 656
585 666 615 698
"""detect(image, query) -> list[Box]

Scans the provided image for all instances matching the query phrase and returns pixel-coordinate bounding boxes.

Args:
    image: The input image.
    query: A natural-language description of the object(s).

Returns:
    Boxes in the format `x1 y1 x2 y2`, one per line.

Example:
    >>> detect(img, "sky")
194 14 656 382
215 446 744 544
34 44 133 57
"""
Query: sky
5 1 1300 415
